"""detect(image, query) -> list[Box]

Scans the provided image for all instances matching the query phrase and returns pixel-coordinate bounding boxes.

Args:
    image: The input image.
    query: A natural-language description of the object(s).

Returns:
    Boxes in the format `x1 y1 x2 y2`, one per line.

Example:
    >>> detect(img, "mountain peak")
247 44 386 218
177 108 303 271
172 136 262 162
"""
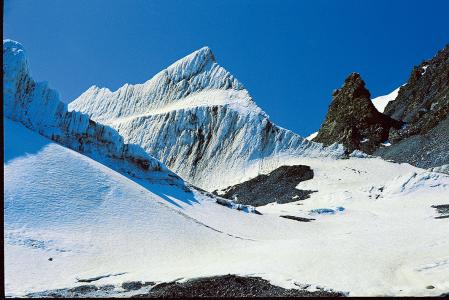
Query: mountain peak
3 39 29 81
163 46 217 82
338 72 371 99
3 39 25 51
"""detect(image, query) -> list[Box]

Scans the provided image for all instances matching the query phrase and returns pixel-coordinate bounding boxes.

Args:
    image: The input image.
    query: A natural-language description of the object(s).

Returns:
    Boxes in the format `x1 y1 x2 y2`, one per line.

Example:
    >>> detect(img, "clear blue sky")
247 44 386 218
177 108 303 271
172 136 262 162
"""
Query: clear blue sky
4 0 449 136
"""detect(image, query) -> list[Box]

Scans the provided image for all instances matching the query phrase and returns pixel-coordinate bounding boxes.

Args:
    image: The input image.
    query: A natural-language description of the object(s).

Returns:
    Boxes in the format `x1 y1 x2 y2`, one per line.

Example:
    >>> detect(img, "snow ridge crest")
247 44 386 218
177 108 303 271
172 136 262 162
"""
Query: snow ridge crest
69 46 247 121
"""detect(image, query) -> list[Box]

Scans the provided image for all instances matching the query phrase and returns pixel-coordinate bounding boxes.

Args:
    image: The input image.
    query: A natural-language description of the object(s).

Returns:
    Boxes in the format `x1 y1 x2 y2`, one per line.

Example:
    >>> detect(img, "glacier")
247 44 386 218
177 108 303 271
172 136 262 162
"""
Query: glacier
70 46 345 190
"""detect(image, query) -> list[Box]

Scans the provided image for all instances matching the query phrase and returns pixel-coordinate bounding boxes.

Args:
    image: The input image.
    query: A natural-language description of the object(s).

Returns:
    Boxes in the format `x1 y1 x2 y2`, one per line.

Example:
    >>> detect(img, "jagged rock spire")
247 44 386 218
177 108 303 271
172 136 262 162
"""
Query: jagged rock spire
314 72 402 154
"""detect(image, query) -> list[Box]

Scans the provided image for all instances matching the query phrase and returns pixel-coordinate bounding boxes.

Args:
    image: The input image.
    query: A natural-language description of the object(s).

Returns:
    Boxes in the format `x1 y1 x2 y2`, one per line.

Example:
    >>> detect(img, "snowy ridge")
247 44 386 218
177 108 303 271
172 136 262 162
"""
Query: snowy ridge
70 46 248 123
70 46 346 190
3 39 175 183
372 87 400 113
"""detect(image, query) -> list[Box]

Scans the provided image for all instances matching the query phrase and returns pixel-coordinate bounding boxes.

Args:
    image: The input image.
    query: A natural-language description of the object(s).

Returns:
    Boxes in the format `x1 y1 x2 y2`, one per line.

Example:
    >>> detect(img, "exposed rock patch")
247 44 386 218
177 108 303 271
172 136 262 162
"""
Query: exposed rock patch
374 116 449 168
432 204 449 219
280 215 315 222
133 275 345 297
26 276 345 298
213 165 315 207
314 73 402 154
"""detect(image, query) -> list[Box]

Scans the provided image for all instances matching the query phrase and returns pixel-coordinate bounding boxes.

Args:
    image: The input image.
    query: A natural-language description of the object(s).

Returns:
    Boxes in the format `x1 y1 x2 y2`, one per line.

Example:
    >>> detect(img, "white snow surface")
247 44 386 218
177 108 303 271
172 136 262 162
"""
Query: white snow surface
305 131 318 141
372 87 400 112
69 46 346 190
5 119 449 297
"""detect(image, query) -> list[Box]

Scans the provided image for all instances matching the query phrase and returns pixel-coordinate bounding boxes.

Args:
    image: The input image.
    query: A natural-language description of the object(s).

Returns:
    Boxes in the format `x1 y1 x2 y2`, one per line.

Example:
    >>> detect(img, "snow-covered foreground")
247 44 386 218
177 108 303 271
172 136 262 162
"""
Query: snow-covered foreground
5 118 449 297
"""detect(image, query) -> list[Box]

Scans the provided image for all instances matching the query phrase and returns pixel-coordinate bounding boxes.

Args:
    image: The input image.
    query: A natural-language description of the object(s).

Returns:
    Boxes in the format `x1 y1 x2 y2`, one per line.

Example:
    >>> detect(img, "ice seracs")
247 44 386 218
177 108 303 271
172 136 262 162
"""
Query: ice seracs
3 39 176 184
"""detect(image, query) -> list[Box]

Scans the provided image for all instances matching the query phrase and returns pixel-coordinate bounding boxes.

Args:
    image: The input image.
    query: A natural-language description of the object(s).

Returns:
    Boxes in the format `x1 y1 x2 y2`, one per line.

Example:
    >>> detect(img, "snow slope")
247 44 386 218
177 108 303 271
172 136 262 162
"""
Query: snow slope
3 39 176 185
3 118 259 296
70 47 345 190
5 119 449 297
372 87 400 112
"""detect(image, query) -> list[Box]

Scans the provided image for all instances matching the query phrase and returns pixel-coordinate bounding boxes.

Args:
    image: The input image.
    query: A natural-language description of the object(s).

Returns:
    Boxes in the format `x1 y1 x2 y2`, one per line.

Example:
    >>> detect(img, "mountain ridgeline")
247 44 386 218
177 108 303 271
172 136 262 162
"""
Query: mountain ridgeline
3 39 182 185
70 47 345 191
314 44 449 168
375 45 449 168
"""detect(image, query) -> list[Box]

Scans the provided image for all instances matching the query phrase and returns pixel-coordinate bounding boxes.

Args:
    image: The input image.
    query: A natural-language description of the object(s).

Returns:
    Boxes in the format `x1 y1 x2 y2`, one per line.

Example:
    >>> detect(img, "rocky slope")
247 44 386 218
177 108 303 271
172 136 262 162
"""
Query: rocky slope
374 44 449 168
69 47 345 191
314 73 402 154
314 44 448 168
383 44 449 142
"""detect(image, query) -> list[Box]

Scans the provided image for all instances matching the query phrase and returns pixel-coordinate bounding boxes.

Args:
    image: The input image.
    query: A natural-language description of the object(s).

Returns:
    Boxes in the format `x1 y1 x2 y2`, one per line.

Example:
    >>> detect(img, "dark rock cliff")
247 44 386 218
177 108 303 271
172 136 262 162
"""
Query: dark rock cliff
314 73 402 154
383 44 449 143
374 44 449 168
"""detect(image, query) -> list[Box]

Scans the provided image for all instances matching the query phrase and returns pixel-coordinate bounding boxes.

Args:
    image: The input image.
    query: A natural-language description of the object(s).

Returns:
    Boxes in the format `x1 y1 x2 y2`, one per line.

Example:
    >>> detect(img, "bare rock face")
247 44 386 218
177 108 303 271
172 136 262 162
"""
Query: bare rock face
374 44 449 169
384 44 449 143
314 73 402 154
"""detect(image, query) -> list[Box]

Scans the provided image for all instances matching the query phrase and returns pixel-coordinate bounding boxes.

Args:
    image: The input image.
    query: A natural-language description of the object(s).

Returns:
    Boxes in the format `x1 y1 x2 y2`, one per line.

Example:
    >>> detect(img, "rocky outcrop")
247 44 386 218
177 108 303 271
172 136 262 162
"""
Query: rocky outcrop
133 275 346 297
384 44 449 143
374 116 449 168
26 276 345 298
213 165 315 206
314 73 402 154
373 45 449 169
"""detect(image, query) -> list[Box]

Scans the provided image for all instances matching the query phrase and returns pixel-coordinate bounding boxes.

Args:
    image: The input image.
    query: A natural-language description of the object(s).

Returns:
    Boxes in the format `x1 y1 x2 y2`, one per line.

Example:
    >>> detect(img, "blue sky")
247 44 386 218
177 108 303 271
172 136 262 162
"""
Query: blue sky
4 0 449 136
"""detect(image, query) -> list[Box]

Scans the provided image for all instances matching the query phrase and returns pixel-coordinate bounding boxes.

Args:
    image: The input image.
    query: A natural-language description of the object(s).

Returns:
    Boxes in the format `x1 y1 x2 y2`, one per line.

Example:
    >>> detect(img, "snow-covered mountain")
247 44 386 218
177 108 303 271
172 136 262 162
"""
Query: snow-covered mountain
3 39 177 185
69 47 345 190
5 39 449 297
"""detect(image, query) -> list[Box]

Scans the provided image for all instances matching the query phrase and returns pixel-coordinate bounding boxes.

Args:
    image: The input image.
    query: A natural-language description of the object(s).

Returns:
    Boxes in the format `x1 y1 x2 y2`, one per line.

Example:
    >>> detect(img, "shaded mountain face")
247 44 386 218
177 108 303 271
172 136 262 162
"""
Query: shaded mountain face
374 44 449 168
70 47 345 191
314 73 402 154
